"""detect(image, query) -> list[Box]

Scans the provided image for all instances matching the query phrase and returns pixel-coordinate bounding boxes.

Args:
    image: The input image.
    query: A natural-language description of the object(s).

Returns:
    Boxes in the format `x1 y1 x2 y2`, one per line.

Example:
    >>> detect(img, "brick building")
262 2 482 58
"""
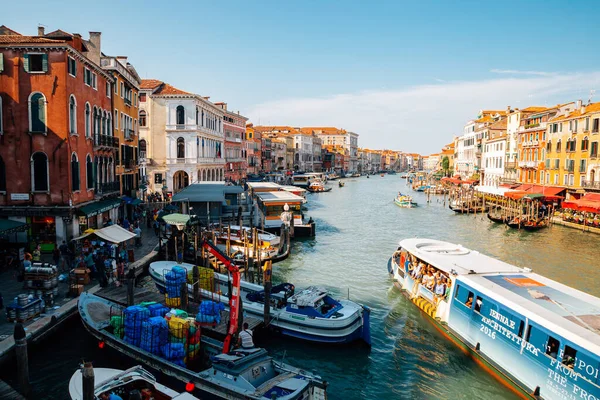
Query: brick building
0 26 120 247
216 102 247 182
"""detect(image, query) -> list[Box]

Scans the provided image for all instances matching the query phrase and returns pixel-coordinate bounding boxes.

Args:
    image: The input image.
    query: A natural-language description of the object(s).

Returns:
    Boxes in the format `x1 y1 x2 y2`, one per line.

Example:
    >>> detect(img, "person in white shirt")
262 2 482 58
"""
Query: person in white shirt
238 322 254 349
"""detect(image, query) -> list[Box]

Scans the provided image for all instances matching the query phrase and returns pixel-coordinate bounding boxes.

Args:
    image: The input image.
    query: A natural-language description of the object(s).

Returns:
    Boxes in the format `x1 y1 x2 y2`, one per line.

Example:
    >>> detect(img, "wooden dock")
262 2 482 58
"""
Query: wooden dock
0 380 25 400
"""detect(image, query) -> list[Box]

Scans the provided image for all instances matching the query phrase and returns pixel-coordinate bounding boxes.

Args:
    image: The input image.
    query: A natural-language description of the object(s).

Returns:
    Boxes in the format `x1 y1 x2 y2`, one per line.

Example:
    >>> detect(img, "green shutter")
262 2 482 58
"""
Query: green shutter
23 54 29 72
42 54 48 72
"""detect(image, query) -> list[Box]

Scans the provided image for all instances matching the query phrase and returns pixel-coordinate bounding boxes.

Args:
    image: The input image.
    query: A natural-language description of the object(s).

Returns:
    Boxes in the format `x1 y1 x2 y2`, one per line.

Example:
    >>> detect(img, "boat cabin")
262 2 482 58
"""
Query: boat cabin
286 287 342 318
254 191 304 229
246 182 283 197
291 175 311 188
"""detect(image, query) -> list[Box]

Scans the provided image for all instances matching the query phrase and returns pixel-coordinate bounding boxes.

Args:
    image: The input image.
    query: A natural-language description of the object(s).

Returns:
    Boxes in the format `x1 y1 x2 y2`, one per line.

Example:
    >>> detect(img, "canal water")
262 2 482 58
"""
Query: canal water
3 176 598 399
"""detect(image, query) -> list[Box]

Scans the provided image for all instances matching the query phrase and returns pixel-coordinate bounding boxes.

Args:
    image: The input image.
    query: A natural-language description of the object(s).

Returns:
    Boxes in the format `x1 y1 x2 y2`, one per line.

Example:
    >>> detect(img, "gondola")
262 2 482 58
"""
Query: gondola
487 212 505 224
521 219 549 231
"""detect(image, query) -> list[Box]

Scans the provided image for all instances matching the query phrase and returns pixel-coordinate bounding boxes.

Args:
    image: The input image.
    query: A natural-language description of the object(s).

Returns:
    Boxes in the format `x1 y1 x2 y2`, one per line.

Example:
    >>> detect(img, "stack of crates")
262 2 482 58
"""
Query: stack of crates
165 266 187 307
123 305 150 346
140 316 169 355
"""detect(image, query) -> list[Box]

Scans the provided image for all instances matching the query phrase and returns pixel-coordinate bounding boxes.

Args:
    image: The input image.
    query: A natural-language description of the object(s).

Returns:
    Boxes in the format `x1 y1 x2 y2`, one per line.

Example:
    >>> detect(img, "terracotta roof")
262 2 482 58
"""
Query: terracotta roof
140 79 190 95
521 106 547 112
489 119 507 130
253 126 301 135
0 35 64 44
0 25 21 36
301 127 346 135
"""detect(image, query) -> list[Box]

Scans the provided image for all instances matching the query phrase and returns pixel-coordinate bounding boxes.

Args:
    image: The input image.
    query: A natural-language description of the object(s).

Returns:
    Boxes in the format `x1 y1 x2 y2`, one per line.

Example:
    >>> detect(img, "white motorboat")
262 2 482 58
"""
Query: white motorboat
69 365 198 399
149 261 371 345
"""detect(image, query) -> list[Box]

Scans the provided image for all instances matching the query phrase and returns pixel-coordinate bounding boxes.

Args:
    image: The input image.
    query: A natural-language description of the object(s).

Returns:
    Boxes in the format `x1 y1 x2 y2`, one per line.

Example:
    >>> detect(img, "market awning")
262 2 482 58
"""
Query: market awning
0 219 29 235
77 198 122 217
73 224 137 243
504 191 529 200
161 213 190 228
562 194 600 213
526 186 565 197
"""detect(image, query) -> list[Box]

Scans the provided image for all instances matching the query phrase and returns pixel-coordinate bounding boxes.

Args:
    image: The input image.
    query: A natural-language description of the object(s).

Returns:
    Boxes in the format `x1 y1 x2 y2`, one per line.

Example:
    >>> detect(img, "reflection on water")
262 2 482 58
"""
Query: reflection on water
3 176 597 399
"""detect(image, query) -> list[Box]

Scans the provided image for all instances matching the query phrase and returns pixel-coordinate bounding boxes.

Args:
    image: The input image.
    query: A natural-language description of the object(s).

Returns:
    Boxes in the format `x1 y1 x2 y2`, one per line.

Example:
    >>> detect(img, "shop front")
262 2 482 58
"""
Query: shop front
28 216 57 252
76 198 122 235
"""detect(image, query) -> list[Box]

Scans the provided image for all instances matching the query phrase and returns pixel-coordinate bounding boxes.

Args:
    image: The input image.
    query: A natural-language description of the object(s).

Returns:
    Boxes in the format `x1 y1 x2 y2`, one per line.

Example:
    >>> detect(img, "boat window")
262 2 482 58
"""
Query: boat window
517 321 524 338
474 296 483 313
453 284 473 308
546 336 560 359
525 325 532 342
562 345 577 369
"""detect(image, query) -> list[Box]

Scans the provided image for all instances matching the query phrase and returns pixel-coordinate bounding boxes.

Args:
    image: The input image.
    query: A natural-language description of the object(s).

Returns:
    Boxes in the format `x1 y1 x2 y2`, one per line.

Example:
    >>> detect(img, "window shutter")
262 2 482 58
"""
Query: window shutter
42 54 48 72
23 54 29 72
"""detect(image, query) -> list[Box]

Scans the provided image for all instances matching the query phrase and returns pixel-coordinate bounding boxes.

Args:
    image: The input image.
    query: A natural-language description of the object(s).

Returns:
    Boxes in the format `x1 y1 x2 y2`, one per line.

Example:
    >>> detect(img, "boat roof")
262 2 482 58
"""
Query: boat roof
464 272 600 353
256 191 303 203
246 182 282 190
280 185 307 193
289 286 328 307
399 238 526 276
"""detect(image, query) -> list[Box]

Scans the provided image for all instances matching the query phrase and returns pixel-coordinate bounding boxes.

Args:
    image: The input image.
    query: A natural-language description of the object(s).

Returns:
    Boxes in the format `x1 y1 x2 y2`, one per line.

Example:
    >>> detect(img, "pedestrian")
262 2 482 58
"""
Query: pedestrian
52 245 60 267
59 241 70 272
122 218 130 230
134 224 142 247
32 245 41 262
237 322 254 349
154 220 160 237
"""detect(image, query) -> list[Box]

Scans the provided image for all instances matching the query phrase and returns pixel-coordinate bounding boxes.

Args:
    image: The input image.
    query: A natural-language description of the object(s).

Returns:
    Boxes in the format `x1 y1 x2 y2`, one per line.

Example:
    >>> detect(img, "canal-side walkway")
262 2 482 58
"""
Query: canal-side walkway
0 224 160 364
551 217 600 234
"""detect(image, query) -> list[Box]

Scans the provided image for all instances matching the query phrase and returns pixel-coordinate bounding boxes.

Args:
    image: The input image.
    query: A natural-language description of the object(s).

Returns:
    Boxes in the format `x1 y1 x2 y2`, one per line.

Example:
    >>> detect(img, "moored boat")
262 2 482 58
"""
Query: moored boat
69 365 198 399
78 292 328 400
307 181 332 193
149 261 371 345
388 238 600 400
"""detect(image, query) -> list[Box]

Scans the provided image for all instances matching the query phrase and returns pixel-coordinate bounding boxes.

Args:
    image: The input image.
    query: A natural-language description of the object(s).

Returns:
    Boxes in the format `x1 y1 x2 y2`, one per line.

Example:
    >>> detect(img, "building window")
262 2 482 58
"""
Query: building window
86 154 94 189
114 109 118 130
139 93 146 102
120 82 124 98
0 156 5 192
134 93 137 106
68 56 77 76
69 95 77 134
139 110 147 127
593 118 599 133
106 82 111 98
177 137 185 159
139 139 147 154
154 173 163 184
31 152 49 191
556 140 561 153
196 107 200 125
24 53 47 73
85 103 91 137
592 142 598 158
71 153 80 191
29 92 47 133
582 136 589 151
176 106 185 126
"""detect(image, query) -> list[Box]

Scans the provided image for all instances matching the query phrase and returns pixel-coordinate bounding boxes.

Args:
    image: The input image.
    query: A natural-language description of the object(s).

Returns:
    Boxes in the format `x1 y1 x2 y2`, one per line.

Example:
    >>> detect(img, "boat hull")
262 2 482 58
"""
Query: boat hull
150 262 370 346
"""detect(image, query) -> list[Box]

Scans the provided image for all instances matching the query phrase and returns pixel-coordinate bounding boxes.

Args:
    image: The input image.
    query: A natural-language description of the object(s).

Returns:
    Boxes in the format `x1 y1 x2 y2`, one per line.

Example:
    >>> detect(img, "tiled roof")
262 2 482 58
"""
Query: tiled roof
521 106 547 112
489 119 507 130
301 127 346 135
140 79 190 95
0 25 21 36
0 35 64 44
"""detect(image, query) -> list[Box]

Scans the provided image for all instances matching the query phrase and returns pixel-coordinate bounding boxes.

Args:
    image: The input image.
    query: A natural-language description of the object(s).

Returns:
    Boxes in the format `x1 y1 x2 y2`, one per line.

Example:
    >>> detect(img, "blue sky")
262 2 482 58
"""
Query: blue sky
4 0 600 153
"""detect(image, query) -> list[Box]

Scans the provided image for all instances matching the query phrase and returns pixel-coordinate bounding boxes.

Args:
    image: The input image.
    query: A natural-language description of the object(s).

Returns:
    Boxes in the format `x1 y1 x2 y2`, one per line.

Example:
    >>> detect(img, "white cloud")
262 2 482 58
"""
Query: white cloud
246 72 600 154
490 69 556 77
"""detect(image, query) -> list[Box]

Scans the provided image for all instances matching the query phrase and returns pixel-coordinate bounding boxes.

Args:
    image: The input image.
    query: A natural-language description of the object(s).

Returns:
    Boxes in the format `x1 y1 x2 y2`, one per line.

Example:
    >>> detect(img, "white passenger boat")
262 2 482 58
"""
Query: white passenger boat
69 365 198 399
150 261 371 345
280 185 308 204
388 238 600 400
211 224 282 261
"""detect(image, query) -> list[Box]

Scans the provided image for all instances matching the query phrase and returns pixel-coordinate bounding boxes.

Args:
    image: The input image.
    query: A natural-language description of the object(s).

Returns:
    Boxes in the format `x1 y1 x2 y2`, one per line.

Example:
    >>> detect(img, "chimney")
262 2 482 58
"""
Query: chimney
87 32 102 64
38 26 45 36
576 99 582 109
506 106 511 114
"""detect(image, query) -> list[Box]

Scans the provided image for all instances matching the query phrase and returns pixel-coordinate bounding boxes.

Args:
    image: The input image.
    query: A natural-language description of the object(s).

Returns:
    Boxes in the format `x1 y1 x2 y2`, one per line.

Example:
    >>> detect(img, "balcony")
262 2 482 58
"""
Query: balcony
165 124 224 138
95 181 120 197
583 180 600 189
124 97 132 107
122 159 137 170
94 134 119 149
518 161 537 168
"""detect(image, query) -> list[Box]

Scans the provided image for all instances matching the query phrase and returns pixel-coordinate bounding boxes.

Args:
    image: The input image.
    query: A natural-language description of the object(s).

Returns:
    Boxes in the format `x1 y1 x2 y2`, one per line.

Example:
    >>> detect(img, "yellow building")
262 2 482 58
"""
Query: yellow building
545 101 600 194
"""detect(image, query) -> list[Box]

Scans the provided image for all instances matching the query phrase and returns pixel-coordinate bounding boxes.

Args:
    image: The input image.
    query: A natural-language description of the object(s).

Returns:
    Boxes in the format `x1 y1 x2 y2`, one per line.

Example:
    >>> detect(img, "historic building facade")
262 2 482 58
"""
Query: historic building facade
217 103 247 182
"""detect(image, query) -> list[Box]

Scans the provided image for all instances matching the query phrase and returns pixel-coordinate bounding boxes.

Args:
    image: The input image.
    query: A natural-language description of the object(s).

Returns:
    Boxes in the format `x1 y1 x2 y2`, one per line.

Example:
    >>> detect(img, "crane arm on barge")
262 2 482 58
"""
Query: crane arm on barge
201 239 241 354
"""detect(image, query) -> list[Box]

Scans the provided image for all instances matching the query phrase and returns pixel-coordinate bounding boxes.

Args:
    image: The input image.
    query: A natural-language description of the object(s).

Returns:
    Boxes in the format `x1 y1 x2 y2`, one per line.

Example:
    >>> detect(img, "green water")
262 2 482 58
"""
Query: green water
5 176 598 399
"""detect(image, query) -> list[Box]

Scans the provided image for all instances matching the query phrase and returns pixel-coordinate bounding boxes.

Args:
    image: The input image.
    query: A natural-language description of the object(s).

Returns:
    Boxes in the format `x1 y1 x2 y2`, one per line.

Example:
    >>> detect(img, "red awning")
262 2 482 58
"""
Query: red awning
505 191 529 200
562 197 600 213
584 193 600 201
526 185 565 197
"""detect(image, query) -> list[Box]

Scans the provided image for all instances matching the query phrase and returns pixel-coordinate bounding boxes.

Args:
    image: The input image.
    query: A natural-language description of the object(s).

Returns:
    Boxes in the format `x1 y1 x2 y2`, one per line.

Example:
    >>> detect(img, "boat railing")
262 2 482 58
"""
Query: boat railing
418 285 435 303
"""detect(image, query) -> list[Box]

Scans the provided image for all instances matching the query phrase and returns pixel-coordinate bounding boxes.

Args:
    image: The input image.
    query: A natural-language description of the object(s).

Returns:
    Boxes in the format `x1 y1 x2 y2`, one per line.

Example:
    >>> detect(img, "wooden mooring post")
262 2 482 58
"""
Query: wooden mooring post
82 362 95 400
14 323 30 398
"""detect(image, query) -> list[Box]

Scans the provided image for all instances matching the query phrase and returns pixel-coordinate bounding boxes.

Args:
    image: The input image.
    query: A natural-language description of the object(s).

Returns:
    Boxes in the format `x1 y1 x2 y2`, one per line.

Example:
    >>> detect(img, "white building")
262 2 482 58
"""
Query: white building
455 120 477 178
306 127 359 172
139 79 225 194
292 131 315 172
423 154 441 172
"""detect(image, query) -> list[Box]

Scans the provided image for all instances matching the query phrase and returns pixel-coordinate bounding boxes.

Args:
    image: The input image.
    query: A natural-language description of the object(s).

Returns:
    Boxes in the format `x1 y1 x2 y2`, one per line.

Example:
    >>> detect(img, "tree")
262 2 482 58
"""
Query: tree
441 156 450 176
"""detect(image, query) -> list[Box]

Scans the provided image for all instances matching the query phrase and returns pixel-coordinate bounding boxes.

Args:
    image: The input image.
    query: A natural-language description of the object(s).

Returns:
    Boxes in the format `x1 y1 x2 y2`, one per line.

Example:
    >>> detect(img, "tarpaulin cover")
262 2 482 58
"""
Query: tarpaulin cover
73 224 137 244
161 213 190 228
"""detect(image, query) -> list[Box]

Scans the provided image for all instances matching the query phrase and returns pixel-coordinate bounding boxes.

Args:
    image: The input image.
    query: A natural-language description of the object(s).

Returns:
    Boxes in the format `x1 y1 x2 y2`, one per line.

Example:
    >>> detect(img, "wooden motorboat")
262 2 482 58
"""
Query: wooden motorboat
338 181 345 188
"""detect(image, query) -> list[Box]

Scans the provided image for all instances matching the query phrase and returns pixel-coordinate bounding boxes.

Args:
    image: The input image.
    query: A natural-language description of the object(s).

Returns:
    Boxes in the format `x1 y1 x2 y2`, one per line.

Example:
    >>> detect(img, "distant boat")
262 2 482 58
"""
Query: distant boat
339 181 345 187
394 193 417 208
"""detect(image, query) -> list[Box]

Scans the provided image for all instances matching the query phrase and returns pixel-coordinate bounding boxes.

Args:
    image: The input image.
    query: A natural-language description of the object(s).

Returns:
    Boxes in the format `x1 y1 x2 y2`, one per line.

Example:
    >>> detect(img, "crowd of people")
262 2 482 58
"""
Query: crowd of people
396 252 451 303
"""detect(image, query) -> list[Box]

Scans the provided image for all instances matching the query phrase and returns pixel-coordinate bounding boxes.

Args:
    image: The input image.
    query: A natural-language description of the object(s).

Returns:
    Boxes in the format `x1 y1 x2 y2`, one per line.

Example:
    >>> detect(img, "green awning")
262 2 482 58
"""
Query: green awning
162 213 190 228
77 198 122 217
0 219 29 235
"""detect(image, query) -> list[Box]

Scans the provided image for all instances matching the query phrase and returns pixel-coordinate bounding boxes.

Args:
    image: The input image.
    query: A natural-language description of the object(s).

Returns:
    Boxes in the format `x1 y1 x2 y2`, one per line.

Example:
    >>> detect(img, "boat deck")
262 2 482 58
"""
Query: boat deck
95 278 262 339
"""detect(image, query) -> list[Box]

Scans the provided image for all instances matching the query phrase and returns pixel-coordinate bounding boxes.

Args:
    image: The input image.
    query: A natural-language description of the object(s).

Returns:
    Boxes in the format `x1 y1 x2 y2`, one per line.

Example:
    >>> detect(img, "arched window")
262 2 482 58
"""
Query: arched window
31 152 49 192
69 95 77 134
93 107 98 136
85 103 91 137
0 156 6 192
556 139 562 152
177 137 185 159
139 139 147 153
101 111 107 135
139 110 147 127
29 92 47 133
71 153 80 191
176 106 185 126
582 136 589 151
86 154 94 190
